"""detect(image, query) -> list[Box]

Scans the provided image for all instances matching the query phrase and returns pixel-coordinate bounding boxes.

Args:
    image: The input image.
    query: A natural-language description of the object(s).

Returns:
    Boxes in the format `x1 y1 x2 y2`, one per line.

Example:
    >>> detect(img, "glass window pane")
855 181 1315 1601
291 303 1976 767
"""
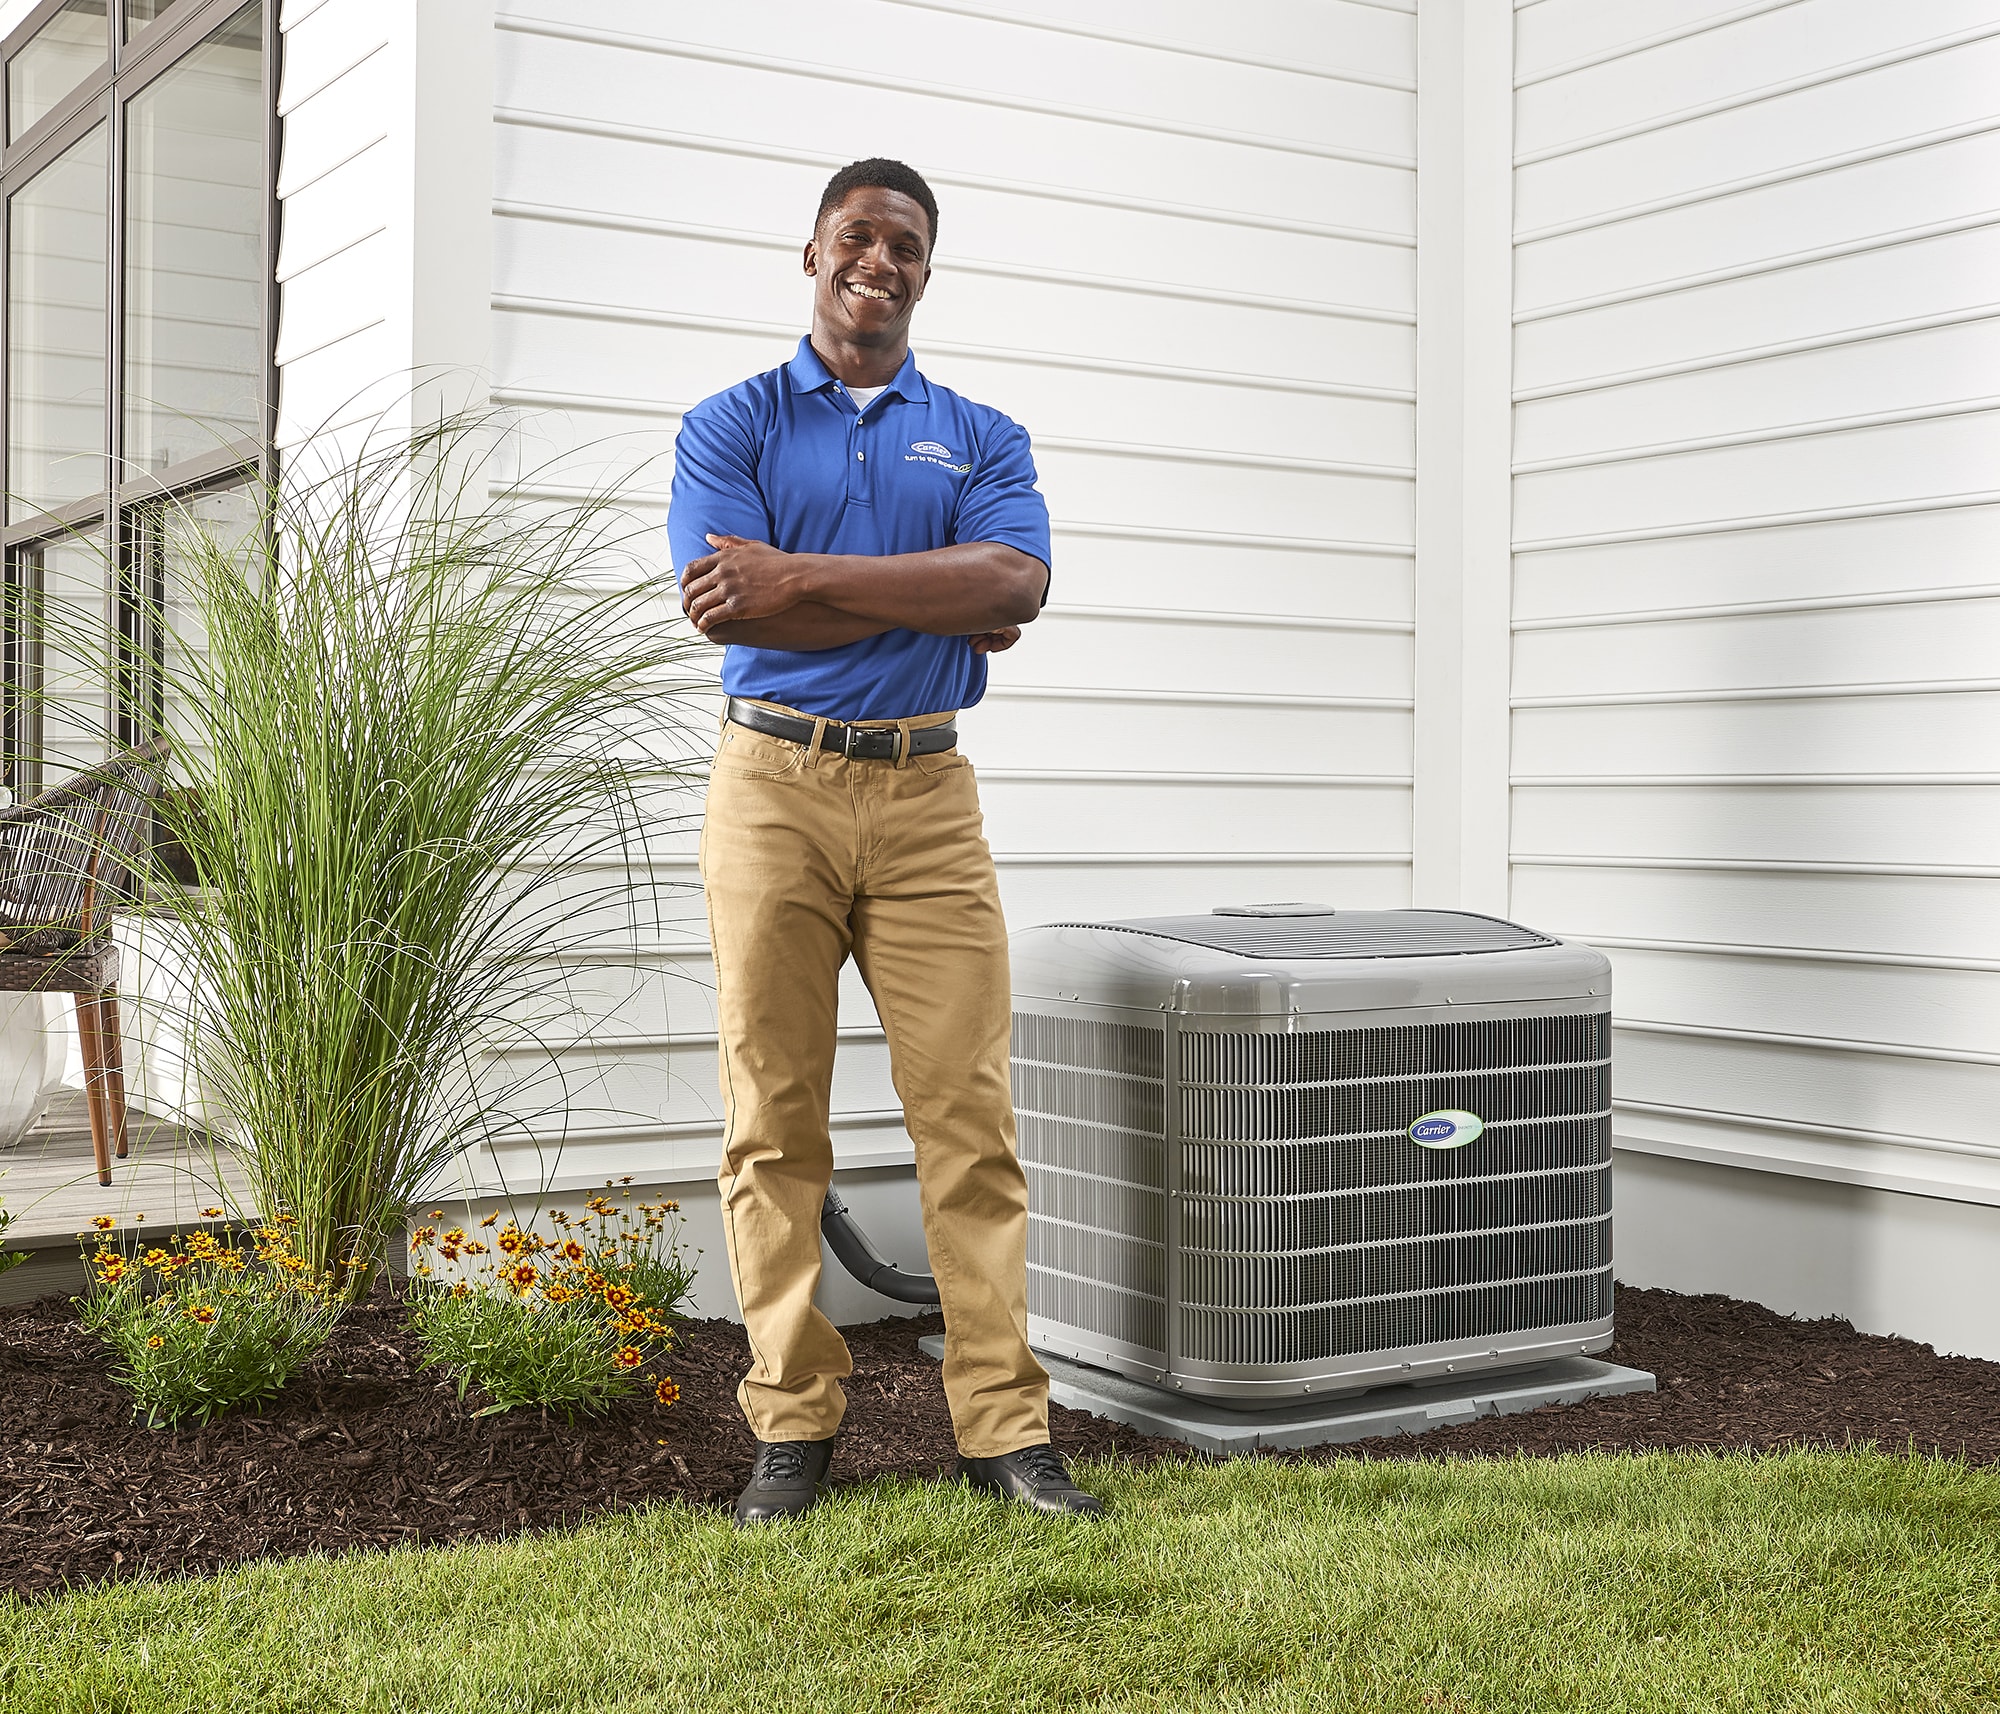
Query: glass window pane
125 0 177 37
6 0 107 144
8 530 110 793
122 4 262 481
129 483 255 764
7 124 108 524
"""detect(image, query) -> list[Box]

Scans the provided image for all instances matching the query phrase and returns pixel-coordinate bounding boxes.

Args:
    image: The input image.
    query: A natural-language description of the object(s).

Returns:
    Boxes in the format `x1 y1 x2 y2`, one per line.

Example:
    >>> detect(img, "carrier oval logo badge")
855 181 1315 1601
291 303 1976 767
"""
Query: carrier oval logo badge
1409 1109 1484 1150
910 440 951 458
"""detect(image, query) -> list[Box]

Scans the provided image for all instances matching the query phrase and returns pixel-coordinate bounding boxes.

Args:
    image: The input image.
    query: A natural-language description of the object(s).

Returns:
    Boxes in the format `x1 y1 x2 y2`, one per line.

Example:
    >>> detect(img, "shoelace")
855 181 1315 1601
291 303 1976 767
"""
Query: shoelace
1009 1444 1072 1489
754 1441 813 1483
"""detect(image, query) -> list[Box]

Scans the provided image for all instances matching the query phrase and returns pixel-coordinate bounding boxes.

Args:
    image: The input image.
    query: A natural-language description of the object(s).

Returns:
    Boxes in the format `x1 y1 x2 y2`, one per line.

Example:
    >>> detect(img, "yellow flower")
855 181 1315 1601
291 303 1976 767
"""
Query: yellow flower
653 1376 680 1407
94 1255 128 1285
91 1215 115 1230
507 1262 539 1295
496 1225 525 1255
600 1283 636 1311
614 1347 643 1369
186 1305 217 1325
479 1212 499 1228
141 1247 172 1271
147 1335 165 1348
198 1207 223 1220
451 1282 472 1299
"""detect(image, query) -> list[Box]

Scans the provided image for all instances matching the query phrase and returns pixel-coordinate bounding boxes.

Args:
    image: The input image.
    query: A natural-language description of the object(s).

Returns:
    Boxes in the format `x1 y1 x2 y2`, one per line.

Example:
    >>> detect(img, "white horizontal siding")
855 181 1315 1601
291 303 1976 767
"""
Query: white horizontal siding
484 0 1417 1188
1511 2 2000 1197
273 0 402 442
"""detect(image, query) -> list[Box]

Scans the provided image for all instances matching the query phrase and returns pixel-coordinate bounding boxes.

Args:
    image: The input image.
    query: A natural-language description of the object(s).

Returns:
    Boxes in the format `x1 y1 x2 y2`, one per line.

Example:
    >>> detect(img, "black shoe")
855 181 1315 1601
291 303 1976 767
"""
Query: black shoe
733 1435 836 1527
957 1443 1107 1517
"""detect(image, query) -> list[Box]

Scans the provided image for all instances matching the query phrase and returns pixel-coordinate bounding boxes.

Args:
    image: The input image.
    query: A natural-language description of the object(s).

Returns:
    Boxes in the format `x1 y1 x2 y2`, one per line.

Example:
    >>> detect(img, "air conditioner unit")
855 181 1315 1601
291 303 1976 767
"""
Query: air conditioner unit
1010 906 1614 1402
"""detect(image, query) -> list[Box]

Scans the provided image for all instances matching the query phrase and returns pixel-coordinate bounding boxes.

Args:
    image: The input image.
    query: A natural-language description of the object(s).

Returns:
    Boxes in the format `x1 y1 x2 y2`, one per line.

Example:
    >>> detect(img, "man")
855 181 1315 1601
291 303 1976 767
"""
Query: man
670 158 1103 1525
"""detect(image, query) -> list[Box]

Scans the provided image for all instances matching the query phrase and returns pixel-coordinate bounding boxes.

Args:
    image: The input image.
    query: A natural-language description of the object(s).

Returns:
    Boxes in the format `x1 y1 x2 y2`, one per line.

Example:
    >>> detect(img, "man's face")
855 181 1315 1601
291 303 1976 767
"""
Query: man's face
804 187 933 347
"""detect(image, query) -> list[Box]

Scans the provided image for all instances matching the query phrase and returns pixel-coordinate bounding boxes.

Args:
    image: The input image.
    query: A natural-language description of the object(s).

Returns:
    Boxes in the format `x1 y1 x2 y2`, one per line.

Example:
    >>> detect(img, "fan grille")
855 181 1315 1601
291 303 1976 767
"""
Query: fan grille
1014 1009 1613 1378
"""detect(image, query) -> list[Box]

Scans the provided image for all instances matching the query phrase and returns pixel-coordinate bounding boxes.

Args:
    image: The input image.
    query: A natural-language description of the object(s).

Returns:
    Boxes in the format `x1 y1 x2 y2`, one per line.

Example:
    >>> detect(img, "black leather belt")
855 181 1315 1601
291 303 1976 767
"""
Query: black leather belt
725 696 957 761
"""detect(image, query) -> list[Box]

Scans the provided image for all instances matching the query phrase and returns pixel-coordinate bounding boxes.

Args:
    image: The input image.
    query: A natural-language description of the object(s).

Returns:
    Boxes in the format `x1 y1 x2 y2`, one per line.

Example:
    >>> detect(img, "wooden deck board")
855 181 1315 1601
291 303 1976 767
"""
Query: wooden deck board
0 1090 251 1251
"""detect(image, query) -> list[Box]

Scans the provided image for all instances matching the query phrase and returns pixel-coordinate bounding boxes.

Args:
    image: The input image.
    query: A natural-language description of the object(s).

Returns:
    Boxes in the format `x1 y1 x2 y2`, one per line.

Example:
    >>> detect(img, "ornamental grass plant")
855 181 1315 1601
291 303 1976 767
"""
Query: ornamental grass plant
0 1199 27 1281
86 413 707 1298
407 1188 688 1419
78 1211 343 1428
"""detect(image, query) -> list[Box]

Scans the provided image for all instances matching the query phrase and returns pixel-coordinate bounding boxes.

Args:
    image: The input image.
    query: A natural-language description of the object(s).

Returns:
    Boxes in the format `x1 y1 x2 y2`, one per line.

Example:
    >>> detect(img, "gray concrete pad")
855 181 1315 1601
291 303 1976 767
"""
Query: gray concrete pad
919 1335 1656 1456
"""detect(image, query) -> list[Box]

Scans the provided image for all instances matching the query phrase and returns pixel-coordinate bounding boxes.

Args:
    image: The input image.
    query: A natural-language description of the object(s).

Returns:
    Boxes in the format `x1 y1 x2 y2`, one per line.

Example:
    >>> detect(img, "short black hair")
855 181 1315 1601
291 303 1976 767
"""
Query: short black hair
816 158 939 253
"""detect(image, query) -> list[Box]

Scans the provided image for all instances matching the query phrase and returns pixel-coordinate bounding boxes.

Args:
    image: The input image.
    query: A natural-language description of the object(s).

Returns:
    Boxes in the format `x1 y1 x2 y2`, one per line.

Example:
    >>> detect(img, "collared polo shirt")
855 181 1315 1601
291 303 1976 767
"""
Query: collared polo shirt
668 337 1052 722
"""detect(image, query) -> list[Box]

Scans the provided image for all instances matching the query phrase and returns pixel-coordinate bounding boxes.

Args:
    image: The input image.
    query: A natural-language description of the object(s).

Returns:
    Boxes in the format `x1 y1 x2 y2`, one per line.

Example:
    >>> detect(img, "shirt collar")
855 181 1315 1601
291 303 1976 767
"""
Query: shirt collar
786 337 929 405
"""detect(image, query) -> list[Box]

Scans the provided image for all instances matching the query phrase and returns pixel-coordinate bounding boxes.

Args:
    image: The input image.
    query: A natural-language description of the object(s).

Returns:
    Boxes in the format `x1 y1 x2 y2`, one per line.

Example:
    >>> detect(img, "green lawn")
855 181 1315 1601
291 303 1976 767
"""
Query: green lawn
5 1452 1997 1713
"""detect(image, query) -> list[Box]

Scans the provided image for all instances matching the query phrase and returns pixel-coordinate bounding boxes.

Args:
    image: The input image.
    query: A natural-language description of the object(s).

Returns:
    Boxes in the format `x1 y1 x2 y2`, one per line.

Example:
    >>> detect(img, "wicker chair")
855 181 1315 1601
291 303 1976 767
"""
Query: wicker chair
0 743 167 1185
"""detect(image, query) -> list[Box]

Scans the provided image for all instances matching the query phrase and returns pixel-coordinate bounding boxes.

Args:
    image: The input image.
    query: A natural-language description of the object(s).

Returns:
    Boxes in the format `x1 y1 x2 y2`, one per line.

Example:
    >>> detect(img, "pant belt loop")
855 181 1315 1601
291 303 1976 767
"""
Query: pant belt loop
805 714 829 769
894 718 912 769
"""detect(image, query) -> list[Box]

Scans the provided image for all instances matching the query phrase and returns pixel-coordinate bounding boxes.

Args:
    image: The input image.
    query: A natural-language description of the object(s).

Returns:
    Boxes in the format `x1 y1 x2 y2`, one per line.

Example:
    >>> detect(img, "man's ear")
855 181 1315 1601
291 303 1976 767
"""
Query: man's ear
916 261 932 301
803 238 819 277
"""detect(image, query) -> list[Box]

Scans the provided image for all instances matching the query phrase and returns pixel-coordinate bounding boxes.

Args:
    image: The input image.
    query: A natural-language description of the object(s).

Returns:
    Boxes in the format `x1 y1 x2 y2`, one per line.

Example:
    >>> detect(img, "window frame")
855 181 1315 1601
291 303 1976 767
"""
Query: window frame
0 0 278 792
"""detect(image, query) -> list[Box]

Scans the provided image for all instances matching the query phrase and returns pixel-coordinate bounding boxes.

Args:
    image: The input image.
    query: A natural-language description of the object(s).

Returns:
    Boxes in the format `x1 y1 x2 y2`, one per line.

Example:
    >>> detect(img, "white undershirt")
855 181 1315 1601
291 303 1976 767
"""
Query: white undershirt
846 383 887 413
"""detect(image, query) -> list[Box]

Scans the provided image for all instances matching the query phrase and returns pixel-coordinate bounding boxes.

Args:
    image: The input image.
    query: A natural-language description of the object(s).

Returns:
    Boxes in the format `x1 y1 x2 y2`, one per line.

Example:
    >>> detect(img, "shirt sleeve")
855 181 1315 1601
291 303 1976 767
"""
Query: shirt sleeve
667 399 773 588
952 414 1053 597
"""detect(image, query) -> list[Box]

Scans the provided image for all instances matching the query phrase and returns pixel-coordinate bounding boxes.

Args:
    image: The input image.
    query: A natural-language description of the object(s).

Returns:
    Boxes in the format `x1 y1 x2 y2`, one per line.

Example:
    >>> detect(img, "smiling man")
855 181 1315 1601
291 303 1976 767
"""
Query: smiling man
669 159 1103 1525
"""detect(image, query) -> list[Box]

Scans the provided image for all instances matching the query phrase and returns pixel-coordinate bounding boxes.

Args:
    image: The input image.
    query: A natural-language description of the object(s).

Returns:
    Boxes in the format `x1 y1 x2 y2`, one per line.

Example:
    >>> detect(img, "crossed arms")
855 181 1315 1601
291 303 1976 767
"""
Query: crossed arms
679 534 1048 655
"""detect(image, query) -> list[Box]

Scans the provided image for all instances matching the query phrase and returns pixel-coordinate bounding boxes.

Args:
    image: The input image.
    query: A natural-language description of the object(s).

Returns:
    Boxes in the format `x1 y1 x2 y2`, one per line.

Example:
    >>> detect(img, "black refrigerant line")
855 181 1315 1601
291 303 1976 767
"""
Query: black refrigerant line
820 1186 942 1306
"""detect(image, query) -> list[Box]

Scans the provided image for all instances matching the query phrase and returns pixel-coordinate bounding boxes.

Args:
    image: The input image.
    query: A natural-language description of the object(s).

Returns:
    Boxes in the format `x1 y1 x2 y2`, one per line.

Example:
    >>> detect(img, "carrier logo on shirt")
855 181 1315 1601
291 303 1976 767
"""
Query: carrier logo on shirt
907 440 972 473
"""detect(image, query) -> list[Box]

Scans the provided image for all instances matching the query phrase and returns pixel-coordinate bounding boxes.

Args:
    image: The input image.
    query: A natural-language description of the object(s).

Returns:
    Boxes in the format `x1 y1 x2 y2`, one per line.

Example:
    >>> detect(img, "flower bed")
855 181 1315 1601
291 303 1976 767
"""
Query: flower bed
3 1284 1999 1600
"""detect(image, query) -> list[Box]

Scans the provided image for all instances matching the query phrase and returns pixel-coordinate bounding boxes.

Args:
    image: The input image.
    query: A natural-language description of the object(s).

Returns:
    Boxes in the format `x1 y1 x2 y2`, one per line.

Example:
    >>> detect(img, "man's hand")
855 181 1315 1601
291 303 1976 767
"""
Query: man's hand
681 534 807 633
969 626 1021 654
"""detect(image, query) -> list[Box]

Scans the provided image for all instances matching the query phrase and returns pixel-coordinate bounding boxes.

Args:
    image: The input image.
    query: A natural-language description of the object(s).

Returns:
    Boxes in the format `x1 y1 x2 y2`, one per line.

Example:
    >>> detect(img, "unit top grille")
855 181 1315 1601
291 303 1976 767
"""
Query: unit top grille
1042 909 1557 961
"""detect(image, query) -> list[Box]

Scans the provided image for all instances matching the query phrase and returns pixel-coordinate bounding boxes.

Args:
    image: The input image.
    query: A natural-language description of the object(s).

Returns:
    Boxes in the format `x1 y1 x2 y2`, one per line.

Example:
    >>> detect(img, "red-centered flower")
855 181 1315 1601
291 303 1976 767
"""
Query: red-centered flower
614 1347 643 1369
91 1215 114 1230
496 1226 525 1255
198 1207 223 1220
653 1376 680 1407
509 1262 539 1294
187 1305 217 1325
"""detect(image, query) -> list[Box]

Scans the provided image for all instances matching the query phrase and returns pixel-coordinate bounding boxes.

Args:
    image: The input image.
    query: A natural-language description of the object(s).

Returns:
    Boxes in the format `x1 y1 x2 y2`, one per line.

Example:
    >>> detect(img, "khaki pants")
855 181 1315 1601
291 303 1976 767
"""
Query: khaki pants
698 705 1049 1457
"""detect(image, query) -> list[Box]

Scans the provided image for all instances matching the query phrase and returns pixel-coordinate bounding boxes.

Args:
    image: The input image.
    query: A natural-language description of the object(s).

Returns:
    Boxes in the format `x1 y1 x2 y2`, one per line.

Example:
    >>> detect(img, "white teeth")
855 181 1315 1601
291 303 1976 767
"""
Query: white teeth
848 282 892 300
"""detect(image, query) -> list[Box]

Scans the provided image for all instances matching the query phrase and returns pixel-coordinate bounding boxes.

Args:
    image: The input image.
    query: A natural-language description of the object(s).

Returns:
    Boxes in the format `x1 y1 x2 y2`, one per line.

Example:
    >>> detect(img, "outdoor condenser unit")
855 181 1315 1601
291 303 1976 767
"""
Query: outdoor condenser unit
1010 906 1614 1402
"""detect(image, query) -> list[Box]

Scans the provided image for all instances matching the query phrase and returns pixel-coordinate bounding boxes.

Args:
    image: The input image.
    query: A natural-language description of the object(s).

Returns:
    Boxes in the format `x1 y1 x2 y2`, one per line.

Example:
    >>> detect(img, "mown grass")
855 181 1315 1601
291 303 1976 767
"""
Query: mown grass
5 1451 1997 1713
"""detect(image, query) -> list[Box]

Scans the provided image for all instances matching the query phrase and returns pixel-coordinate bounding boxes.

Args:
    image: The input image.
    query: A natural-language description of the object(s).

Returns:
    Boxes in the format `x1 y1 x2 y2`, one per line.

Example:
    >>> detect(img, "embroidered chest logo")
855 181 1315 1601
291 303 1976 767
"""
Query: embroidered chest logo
906 440 972 473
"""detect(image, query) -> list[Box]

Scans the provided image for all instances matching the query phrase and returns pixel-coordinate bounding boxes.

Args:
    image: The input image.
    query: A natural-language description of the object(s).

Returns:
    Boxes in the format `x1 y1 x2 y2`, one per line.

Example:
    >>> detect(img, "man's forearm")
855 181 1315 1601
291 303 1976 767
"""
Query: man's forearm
791 542 1046 635
702 601 895 652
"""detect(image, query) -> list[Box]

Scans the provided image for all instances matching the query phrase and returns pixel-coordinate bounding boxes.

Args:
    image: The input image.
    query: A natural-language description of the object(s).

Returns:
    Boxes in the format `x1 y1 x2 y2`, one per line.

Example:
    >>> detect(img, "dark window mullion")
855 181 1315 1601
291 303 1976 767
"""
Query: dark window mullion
105 43 124 749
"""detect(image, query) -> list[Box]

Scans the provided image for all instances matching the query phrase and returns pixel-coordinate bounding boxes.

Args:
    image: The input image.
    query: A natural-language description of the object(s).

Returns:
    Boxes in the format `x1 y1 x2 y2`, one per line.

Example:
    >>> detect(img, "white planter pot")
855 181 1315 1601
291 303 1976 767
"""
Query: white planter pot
0 990 64 1150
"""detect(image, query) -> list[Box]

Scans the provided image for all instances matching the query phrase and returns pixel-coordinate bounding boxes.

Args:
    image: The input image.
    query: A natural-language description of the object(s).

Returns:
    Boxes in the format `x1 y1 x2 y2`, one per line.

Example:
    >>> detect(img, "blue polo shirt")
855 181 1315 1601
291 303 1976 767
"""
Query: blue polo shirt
668 338 1051 722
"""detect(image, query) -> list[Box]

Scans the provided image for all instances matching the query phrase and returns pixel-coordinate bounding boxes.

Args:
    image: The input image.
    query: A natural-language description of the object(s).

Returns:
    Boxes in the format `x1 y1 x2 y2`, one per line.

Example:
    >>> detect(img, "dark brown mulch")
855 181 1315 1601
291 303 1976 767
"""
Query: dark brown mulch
4 1282 1998 1600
